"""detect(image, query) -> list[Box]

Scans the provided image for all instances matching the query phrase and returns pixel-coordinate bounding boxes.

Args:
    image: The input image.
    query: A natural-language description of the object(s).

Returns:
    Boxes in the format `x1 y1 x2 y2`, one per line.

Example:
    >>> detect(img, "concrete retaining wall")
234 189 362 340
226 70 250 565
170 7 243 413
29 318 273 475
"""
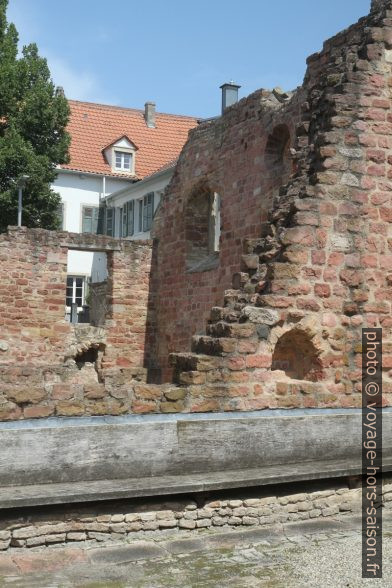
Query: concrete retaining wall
0 408 391 508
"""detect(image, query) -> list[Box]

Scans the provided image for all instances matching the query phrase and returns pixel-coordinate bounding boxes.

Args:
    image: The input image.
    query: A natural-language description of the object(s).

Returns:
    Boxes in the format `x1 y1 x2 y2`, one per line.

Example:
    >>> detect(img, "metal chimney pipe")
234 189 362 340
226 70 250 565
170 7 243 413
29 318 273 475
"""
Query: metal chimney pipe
220 82 241 114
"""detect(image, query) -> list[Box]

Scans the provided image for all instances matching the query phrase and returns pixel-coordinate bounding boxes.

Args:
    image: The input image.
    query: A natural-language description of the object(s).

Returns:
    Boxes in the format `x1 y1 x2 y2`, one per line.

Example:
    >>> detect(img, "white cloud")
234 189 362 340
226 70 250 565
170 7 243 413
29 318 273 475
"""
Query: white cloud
44 54 118 104
47 55 96 101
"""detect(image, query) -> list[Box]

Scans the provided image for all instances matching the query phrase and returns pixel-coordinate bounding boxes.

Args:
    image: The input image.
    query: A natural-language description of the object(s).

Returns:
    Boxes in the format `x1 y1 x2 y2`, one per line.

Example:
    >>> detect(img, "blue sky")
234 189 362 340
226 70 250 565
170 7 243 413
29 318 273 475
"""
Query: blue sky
8 0 370 118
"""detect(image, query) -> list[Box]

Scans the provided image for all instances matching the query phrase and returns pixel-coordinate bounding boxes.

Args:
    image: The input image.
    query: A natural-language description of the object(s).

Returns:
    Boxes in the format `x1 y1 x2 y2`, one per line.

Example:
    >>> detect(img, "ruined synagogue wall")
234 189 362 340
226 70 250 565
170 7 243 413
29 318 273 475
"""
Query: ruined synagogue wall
153 88 304 380
0 227 157 421
153 1 392 409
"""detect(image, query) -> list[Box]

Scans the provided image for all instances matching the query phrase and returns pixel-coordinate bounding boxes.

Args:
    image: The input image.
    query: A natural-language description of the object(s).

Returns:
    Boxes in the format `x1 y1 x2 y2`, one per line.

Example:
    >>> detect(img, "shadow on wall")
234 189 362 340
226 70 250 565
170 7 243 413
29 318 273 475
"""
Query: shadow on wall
185 182 221 273
272 330 324 382
143 239 161 383
265 124 293 191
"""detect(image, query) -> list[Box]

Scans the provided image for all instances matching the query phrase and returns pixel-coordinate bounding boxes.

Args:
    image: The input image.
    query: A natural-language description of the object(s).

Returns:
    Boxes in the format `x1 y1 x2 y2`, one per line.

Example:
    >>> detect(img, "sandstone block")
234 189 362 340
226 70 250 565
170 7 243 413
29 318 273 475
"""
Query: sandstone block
26 536 46 547
197 509 213 518
322 506 340 517
142 521 159 531
160 401 185 413
88 532 109 542
243 517 258 526
164 388 187 401
158 520 177 528
7 388 46 405
127 523 143 532
67 532 87 541
241 306 280 326
179 519 196 530
56 402 85 417
228 516 242 526
45 533 66 544
84 384 106 400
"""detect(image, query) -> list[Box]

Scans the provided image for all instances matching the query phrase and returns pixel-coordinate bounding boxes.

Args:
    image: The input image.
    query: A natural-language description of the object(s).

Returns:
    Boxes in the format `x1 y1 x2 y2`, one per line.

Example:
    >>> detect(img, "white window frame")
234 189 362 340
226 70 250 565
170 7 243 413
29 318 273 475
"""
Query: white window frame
113 148 135 175
66 275 87 312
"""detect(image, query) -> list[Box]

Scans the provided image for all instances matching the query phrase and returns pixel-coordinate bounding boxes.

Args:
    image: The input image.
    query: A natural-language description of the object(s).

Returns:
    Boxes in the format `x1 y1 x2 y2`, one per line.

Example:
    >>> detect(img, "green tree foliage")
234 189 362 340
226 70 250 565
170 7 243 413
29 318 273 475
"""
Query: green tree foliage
0 0 70 232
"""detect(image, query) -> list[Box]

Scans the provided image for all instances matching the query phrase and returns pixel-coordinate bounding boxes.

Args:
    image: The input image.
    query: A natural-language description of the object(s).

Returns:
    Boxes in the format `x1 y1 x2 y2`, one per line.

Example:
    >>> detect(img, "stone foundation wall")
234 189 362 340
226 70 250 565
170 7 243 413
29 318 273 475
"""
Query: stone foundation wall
0 477 390 550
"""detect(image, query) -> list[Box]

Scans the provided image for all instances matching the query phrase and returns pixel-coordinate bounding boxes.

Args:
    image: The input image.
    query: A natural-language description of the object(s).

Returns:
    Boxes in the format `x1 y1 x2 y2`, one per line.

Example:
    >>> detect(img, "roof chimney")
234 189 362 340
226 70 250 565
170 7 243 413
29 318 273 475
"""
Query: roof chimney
144 102 156 128
56 86 65 97
220 81 241 114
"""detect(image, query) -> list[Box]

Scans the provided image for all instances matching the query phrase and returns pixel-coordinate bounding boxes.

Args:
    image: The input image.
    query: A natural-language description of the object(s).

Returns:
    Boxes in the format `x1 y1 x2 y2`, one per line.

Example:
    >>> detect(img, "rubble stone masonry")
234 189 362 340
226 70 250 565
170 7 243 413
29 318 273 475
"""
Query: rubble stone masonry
1 0 392 420
0 478 391 551
152 0 392 408
0 227 157 420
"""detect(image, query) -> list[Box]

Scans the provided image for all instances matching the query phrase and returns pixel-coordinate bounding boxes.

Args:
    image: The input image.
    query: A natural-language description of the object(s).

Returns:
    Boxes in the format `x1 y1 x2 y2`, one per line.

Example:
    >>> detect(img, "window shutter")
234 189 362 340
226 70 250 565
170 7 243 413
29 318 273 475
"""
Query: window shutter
97 207 105 235
57 203 64 230
138 199 143 232
106 208 114 237
121 206 127 237
143 192 154 232
127 201 134 236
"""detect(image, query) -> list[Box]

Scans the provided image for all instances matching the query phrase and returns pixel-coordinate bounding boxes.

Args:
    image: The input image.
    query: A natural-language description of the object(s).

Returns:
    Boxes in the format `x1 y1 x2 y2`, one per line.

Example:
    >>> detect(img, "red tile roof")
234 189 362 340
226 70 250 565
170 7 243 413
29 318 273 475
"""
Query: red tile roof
61 100 198 179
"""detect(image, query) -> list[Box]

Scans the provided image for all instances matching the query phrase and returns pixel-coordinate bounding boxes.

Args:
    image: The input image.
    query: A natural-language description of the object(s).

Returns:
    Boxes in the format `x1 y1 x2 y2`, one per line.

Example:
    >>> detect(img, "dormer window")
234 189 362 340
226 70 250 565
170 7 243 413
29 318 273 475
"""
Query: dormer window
103 135 137 175
115 151 132 172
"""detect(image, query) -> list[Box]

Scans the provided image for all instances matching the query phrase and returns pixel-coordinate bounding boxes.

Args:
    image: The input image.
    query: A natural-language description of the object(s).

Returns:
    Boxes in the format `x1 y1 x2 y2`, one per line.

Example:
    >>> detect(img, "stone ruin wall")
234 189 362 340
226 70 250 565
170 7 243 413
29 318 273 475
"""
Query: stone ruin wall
151 0 392 410
152 88 303 381
0 227 158 420
0 1 392 421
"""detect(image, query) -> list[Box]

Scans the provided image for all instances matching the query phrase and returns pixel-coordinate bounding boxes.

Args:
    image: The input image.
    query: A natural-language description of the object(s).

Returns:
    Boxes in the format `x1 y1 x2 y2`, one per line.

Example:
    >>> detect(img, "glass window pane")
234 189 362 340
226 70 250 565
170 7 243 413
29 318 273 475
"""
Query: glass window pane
66 277 73 287
76 278 83 287
82 206 99 234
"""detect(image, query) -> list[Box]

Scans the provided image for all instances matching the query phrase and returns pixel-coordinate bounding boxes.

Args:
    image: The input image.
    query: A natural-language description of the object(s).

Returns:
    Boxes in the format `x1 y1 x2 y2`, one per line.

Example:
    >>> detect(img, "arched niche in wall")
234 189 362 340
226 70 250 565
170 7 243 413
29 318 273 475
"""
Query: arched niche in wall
185 183 221 272
272 329 323 382
265 124 292 189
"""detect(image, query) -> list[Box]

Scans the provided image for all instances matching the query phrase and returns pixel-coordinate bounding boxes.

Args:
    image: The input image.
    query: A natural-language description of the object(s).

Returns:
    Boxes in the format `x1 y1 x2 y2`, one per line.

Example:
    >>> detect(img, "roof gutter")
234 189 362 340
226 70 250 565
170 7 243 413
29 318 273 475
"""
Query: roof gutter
56 167 138 182
103 166 174 203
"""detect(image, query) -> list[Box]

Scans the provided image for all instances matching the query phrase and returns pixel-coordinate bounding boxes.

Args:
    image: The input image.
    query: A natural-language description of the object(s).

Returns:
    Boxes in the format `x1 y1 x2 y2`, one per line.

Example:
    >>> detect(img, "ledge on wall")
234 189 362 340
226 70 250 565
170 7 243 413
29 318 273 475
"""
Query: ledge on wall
1 409 391 509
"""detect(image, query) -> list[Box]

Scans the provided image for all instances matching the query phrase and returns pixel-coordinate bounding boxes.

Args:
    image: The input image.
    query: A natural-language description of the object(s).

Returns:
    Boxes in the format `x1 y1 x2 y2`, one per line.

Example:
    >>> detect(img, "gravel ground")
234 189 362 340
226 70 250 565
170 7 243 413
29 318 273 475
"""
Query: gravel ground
0 515 390 587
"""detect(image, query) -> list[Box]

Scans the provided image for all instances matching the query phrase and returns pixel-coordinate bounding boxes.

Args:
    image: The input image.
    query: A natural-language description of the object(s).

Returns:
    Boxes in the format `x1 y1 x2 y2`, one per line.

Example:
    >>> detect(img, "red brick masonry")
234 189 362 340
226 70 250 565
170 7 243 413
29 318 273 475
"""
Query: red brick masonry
0 1 391 420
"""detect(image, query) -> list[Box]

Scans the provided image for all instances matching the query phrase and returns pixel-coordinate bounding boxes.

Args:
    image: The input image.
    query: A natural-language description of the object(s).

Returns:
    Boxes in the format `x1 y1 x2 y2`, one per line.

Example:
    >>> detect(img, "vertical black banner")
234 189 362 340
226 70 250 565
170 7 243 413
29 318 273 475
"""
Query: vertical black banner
362 328 383 579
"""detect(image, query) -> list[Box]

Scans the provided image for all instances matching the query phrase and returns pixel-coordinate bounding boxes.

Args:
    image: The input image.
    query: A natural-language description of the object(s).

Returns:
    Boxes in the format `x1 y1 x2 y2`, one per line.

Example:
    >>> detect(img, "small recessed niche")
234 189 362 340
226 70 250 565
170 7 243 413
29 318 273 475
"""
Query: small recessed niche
272 330 323 382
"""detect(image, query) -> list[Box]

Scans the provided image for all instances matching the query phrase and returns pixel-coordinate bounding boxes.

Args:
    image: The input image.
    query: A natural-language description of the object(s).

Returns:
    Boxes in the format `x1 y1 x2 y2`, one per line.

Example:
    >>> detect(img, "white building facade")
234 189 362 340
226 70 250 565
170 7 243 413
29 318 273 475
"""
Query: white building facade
54 169 131 281
51 99 197 315
103 165 174 241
